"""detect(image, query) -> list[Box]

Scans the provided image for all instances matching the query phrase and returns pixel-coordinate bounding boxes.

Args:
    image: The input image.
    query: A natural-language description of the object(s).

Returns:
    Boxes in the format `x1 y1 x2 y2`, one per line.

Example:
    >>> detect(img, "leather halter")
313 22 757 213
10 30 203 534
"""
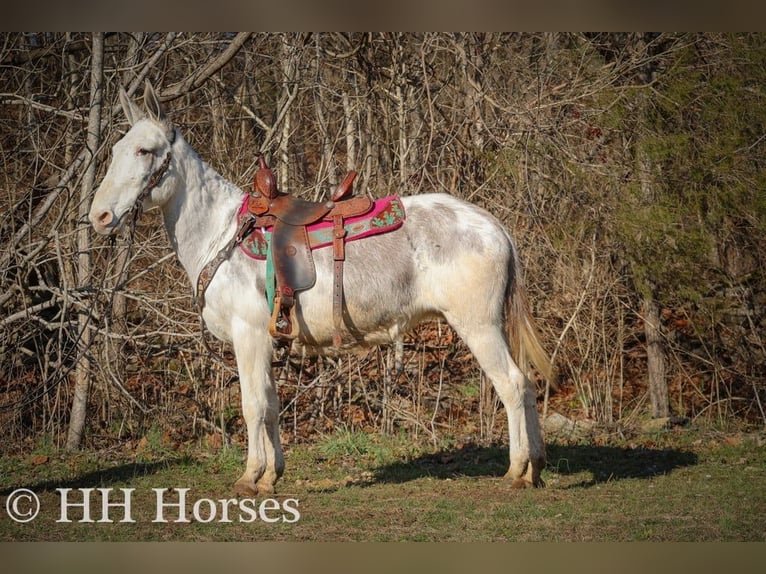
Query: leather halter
127 150 172 232
127 128 176 231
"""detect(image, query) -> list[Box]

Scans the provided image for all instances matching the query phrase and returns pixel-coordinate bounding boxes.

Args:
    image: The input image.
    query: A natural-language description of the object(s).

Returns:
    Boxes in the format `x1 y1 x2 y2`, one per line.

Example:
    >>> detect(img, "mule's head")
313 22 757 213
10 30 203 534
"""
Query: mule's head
89 81 177 235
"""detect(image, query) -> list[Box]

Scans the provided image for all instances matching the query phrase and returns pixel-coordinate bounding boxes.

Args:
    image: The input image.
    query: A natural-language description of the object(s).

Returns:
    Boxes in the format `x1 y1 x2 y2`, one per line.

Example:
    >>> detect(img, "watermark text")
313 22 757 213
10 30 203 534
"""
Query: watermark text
4 487 300 524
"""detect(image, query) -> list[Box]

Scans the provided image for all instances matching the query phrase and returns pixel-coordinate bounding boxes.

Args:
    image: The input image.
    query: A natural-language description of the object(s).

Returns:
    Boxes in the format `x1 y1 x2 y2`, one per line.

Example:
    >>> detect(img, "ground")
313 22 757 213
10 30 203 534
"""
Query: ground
1 425 764 541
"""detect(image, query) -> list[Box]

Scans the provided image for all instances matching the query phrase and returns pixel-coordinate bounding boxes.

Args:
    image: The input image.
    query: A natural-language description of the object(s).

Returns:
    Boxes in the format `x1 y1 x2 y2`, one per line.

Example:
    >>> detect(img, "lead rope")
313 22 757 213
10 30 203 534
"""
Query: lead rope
193 213 254 370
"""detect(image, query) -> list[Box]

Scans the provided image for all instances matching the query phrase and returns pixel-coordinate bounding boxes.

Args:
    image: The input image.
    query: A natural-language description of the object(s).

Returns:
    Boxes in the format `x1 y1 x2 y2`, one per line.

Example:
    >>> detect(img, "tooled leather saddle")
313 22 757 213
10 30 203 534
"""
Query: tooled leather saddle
241 157 376 346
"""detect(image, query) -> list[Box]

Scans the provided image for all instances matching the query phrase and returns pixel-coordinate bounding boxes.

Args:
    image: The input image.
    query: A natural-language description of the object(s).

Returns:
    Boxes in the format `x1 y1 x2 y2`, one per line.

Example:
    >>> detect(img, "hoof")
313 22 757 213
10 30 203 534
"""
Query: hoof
505 469 545 488
233 481 258 497
510 477 533 489
234 479 277 497
506 456 546 488
255 481 276 496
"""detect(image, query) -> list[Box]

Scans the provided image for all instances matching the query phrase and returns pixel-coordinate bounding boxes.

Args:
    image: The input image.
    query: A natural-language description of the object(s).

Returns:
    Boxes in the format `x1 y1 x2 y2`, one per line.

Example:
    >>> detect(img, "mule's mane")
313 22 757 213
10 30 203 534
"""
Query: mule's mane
151 125 244 292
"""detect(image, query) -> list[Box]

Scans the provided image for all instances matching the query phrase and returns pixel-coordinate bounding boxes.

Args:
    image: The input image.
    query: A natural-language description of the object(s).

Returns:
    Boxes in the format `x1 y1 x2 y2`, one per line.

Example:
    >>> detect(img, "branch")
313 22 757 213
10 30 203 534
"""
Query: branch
161 33 252 100
0 150 86 270
0 35 115 66
124 32 178 98
0 94 86 121
211 75 269 132
0 299 60 328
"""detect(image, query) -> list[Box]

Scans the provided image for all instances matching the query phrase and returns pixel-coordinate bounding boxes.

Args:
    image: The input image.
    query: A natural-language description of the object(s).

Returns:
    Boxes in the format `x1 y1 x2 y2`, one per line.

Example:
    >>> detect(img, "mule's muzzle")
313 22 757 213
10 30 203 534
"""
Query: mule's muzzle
90 208 121 235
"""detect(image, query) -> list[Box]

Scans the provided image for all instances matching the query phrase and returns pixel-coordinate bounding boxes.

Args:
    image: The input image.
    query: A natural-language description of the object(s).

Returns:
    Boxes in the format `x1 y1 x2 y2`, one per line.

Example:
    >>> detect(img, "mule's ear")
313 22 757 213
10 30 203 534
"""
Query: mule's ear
143 80 166 123
143 80 174 142
119 86 143 126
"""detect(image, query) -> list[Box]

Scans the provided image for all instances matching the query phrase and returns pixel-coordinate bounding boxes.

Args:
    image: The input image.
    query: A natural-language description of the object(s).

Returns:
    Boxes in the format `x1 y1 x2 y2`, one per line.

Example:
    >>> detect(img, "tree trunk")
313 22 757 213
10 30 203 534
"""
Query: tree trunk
342 90 356 173
66 32 104 451
644 296 669 418
636 145 670 419
637 145 670 419
279 34 300 191
632 34 671 420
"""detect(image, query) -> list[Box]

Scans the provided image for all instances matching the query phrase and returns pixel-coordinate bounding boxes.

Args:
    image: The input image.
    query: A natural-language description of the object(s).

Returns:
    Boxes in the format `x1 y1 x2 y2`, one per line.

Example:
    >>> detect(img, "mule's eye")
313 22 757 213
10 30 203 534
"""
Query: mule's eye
136 147 153 157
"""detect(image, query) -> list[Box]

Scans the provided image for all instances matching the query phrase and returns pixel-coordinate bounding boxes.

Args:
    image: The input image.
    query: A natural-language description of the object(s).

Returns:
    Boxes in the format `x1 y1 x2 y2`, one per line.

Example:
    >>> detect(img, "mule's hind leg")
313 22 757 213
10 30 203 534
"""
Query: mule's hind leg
446 318 545 487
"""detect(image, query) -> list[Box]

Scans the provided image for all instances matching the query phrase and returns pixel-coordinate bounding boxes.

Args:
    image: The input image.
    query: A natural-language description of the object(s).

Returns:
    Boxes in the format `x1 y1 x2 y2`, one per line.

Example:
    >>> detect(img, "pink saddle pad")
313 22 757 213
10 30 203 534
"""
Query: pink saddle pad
238 195 406 260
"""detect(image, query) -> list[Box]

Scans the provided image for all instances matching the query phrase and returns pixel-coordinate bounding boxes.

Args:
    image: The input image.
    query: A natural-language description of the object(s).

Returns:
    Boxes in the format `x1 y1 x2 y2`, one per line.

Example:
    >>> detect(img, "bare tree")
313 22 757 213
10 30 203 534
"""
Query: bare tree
66 32 104 450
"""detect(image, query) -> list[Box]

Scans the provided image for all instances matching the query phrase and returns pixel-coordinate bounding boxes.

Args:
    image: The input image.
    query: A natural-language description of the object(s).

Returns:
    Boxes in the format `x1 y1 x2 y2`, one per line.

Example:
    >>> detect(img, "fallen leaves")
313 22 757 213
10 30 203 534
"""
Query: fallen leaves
294 471 375 492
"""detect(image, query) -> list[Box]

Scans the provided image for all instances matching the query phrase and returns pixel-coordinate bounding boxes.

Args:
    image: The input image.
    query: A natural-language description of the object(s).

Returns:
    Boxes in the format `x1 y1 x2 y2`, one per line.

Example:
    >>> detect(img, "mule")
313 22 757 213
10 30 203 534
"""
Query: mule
89 82 554 494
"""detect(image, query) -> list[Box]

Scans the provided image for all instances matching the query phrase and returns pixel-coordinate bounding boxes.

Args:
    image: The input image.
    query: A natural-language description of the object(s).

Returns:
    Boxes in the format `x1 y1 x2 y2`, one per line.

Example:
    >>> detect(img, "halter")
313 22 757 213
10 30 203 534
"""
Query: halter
127 127 176 233
127 150 172 233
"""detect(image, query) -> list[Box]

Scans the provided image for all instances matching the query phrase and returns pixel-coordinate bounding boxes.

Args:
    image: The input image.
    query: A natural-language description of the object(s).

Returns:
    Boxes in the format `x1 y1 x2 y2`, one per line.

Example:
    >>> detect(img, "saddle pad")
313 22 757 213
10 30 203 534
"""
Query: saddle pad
238 195 406 260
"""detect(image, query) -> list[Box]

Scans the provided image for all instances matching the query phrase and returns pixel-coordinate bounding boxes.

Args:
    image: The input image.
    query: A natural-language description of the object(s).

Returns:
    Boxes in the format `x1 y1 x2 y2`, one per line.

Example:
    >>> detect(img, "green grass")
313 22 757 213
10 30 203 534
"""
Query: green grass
1 427 764 541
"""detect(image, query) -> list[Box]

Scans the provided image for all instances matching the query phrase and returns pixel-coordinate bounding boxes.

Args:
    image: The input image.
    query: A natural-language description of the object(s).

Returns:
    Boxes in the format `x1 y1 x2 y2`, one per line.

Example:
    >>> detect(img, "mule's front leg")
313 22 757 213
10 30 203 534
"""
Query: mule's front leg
235 375 284 496
232 325 284 496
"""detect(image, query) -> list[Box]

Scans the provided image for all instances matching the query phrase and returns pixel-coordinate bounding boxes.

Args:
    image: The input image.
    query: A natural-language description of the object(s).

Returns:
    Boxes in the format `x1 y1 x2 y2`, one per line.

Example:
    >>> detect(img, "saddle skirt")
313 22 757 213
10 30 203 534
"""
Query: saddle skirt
238 195 406 261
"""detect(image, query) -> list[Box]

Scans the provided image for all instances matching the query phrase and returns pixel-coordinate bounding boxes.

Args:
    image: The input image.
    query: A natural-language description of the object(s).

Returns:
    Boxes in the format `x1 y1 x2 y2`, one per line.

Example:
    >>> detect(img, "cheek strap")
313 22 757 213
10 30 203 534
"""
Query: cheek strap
128 150 172 228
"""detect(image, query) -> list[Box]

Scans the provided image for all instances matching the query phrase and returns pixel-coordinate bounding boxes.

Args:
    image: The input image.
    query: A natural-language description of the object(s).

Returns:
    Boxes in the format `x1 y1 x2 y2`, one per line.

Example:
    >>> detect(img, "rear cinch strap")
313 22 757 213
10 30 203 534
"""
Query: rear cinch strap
332 215 346 347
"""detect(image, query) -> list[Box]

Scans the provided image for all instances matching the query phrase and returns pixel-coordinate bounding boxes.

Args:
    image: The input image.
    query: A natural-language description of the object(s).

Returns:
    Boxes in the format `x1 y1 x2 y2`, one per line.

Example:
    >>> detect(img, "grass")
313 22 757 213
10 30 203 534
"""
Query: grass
1 426 764 541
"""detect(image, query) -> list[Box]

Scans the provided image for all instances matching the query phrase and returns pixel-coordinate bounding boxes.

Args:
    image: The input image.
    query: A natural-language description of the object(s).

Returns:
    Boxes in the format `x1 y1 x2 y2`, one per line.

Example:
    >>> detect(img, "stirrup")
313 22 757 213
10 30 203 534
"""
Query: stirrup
268 293 300 340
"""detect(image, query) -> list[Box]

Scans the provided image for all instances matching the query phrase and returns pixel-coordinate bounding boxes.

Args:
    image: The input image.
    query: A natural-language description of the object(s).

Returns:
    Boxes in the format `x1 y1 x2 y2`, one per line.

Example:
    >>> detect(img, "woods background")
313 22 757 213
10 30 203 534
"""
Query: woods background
1 32 764 455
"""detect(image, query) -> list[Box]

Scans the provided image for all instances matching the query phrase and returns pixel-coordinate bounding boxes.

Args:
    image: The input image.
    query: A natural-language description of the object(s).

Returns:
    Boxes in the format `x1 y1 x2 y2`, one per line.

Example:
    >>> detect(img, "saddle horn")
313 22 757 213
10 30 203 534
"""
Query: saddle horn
331 171 357 202
254 155 279 199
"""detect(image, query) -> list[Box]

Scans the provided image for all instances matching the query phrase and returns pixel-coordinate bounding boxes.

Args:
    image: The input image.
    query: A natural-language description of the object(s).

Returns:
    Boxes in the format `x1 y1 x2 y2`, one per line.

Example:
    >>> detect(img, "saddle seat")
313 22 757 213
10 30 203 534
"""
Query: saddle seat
243 158 373 346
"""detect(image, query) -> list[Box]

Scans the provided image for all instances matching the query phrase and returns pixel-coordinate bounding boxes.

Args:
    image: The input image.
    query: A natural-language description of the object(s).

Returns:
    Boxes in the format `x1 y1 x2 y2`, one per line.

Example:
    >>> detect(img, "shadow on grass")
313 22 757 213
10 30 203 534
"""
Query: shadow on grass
373 441 698 487
0 458 184 496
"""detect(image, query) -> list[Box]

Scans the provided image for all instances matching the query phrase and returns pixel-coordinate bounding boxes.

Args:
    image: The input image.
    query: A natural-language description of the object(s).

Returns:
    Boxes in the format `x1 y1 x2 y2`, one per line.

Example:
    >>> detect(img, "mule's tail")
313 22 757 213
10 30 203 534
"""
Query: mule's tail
506 249 556 387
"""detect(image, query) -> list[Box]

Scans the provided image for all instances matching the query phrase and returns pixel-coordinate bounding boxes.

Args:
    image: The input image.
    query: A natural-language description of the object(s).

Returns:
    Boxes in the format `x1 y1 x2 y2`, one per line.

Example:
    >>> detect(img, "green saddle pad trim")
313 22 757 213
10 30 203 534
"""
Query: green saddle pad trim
265 235 275 313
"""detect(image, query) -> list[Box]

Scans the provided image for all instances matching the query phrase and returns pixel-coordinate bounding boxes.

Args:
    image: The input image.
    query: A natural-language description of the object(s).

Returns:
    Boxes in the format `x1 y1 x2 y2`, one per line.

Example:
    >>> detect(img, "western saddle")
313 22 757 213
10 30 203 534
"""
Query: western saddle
242 156 374 346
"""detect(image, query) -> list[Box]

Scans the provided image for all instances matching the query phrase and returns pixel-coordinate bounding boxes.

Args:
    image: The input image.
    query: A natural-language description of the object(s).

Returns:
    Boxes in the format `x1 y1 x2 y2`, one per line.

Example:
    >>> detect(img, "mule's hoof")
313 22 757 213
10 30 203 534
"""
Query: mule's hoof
255 482 276 496
233 481 258 497
510 477 533 489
